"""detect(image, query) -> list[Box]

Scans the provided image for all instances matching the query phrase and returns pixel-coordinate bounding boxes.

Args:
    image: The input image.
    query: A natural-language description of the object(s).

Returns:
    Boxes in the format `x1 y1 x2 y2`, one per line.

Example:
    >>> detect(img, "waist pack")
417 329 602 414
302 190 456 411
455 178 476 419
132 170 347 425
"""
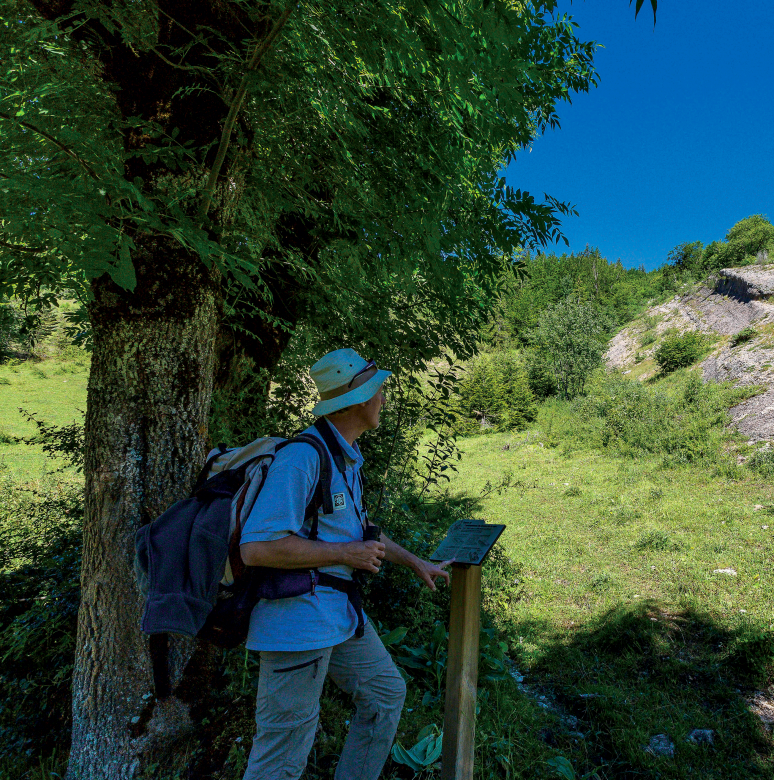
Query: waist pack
134 419 366 698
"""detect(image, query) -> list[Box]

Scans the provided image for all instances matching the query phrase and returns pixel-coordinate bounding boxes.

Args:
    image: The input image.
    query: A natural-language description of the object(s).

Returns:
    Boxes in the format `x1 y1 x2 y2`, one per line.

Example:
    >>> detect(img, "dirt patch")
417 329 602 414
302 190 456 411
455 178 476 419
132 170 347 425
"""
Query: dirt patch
749 689 774 732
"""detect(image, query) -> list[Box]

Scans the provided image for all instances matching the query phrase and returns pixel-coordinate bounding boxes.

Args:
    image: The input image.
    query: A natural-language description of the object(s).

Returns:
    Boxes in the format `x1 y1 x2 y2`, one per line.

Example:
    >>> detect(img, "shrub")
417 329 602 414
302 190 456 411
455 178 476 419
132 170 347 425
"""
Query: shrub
587 372 756 465
525 350 557 400
731 326 757 347
0 479 82 764
530 297 611 399
682 371 703 405
654 331 706 373
457 350 537 433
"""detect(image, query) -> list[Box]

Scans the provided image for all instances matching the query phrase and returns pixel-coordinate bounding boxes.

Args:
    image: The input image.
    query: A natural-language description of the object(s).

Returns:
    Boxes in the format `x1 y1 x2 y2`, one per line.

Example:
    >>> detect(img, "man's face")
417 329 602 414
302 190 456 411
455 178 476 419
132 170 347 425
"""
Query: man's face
362 385 386 430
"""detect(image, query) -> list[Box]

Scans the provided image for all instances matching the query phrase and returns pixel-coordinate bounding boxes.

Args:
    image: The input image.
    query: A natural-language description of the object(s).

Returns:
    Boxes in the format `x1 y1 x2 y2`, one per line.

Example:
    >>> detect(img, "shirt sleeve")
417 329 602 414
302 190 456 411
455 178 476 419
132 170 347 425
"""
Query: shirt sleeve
240 444 320 543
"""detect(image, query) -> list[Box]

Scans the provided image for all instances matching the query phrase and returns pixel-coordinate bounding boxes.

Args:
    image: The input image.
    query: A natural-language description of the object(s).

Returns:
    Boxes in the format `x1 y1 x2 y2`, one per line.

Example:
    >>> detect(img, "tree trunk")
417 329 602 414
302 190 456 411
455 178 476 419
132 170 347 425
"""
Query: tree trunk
67 243 220 780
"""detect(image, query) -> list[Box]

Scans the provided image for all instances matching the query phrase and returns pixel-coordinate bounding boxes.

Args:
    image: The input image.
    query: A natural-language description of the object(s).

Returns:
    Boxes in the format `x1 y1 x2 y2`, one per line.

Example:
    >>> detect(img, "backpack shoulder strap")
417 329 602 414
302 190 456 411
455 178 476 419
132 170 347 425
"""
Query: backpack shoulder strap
192 443 229 494
276 434 335 518
313 417 347 475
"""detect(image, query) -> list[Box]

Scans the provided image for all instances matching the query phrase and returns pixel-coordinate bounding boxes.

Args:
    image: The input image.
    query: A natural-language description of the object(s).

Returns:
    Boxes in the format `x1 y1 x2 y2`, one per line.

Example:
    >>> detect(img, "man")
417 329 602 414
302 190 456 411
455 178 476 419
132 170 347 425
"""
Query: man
239 348 452 780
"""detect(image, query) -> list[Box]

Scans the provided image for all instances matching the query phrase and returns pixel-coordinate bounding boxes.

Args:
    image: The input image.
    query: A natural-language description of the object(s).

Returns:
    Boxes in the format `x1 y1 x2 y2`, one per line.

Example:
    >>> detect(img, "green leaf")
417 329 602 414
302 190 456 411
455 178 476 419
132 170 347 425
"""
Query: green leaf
111 235 137 291
396 656 427 670
379 626 408 647
391 742 423 772
547 756 577 780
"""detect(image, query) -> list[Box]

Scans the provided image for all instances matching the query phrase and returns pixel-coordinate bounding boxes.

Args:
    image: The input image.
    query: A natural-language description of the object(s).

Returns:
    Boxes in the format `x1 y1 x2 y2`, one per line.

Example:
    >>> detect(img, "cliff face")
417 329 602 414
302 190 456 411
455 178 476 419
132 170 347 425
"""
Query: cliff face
605 265 774 442
716 266 774 301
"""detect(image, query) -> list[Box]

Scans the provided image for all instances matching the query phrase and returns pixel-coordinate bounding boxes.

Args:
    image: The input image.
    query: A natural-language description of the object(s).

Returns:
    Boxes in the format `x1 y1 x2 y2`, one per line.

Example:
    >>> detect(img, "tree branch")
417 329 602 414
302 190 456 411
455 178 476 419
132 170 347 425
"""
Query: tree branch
148 44 218 79
198 1 295 220
0 239 46 254
155 7 220 56
0 111 100 181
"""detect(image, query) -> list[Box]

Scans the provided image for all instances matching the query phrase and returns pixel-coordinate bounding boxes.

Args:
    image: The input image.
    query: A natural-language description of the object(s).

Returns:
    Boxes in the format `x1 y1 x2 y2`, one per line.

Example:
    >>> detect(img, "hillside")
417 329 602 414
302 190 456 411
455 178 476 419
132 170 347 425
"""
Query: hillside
606 265 774 441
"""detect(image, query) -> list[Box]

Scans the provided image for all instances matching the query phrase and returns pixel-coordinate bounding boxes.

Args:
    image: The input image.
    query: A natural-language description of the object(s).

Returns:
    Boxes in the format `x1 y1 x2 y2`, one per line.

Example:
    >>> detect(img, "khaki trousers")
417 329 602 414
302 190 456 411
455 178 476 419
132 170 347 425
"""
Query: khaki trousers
243 622 407 780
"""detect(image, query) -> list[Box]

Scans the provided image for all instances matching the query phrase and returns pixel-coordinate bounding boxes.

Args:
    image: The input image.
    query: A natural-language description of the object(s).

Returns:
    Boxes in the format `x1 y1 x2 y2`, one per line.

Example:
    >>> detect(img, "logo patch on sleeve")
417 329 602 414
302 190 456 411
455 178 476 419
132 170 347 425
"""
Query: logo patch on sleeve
333 492 346 510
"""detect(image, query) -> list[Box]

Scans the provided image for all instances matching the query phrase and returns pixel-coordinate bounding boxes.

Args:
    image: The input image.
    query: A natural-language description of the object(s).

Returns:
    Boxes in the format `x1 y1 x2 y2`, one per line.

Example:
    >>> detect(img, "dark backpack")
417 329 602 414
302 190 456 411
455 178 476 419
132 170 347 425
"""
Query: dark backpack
134 420 365 698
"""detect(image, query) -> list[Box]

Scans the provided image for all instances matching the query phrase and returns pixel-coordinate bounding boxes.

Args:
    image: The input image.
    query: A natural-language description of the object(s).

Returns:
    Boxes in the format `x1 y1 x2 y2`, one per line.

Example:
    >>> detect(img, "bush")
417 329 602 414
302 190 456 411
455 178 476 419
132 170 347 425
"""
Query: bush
0 478 82 765
525 350 557 399
654 331 706 373
456 350 537 433
585 372 756 465
530 297 611 399
731 326 757 347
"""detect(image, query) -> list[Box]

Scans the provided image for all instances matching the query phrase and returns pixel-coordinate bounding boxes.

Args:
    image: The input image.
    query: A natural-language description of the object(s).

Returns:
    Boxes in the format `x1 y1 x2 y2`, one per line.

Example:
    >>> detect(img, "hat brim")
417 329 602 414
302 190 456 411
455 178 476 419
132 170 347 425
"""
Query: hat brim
311 369 392 416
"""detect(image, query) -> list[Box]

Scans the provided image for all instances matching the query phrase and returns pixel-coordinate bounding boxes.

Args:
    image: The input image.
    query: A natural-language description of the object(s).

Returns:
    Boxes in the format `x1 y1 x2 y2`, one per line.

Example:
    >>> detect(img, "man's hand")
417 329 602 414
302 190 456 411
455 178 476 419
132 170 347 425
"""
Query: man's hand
343 540 386 573
412 558 453 591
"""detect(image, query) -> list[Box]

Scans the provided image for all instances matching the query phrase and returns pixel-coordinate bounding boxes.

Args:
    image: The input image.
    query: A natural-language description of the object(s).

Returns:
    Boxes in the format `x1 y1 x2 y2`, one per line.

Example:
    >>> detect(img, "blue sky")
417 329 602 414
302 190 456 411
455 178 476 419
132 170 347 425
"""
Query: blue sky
505 0 774 270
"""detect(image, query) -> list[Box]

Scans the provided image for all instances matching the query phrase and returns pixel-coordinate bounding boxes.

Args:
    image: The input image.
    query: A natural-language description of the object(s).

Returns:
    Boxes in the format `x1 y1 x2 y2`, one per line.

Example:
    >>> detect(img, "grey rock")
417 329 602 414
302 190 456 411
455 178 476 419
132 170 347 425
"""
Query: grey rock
604 268 774 442
717 266 774 300
686 729 714 745
645 733 675 757
504 658 524 683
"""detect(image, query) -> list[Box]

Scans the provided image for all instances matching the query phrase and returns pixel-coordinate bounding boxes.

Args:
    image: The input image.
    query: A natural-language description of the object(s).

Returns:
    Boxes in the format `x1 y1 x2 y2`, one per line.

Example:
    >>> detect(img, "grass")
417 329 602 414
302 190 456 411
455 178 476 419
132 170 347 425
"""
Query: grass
3 350 774 779
451 431 773 630
0 356 89 478
754 322 774 350
441 418 774 777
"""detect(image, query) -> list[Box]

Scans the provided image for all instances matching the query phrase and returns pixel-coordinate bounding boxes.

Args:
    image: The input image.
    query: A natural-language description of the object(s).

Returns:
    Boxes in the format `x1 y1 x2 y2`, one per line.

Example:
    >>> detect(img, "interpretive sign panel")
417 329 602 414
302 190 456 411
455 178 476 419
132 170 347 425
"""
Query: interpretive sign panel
429 519 506 566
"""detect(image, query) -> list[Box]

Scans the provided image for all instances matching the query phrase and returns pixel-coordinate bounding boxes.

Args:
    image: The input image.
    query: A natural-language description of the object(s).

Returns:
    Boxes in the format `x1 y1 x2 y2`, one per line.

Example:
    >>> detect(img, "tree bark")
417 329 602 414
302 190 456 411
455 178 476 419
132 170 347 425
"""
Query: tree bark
67 241 220 780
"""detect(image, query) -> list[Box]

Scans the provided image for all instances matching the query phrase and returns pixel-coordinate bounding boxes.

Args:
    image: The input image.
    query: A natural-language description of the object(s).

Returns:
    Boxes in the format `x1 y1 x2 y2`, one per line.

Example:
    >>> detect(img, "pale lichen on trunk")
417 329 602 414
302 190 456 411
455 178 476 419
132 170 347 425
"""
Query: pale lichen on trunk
67 250 220 780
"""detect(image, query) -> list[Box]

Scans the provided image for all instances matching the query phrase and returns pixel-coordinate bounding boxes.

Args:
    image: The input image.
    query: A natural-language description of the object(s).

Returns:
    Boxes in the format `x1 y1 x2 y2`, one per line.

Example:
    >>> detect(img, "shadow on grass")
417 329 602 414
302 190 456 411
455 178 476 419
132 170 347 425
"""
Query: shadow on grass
498 600 774 779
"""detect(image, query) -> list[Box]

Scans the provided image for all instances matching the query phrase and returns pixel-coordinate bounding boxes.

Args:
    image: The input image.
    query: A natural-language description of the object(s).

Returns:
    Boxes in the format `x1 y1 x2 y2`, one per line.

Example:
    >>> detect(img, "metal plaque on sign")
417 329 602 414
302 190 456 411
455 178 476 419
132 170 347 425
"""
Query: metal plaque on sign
429 519 506 566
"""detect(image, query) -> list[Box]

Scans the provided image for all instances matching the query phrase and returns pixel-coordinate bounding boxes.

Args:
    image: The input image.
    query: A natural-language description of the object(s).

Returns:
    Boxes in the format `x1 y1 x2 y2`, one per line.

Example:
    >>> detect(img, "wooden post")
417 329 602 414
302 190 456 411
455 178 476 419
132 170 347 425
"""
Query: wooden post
441 563 482 780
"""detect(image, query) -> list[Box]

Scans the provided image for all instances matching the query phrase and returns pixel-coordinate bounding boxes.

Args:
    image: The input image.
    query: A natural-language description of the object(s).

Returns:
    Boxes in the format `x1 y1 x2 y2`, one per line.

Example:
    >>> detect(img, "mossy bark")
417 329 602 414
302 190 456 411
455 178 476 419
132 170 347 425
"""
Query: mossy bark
66 242 220 780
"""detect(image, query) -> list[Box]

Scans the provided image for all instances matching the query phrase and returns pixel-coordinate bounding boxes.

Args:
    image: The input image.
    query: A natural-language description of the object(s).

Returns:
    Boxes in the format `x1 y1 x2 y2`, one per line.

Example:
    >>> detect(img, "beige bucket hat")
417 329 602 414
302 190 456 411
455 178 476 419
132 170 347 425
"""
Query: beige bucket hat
310 349 391 416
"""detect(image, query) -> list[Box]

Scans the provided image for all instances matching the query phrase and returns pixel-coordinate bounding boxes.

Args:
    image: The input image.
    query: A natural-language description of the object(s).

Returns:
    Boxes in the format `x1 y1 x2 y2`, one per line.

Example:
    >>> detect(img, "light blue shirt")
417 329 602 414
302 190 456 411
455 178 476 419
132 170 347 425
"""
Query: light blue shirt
240 422 368 651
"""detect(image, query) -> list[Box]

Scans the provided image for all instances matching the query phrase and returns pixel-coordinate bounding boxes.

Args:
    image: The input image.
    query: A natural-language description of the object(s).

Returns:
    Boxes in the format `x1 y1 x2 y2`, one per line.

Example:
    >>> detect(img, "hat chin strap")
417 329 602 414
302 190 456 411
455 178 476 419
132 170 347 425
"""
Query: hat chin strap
318 366 378 401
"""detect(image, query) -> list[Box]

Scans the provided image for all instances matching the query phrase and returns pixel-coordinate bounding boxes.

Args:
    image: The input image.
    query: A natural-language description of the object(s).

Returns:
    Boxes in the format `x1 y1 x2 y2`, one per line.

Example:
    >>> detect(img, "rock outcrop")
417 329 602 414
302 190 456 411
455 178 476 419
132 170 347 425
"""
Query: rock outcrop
716 265 774 300
605 266 774 442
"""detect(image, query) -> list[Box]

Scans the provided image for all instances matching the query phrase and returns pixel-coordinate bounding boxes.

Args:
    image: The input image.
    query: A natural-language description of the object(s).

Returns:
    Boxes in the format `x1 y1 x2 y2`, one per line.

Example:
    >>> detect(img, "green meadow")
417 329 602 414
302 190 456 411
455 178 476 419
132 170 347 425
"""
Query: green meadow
3 355 774 779
438 397 774 778
0 356 89 479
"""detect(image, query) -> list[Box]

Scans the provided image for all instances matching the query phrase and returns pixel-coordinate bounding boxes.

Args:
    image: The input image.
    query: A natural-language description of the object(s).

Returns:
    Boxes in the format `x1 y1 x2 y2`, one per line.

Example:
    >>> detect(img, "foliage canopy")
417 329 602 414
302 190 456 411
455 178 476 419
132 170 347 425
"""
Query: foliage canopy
665 215 774 280
1 0 598 374
530 295 610 399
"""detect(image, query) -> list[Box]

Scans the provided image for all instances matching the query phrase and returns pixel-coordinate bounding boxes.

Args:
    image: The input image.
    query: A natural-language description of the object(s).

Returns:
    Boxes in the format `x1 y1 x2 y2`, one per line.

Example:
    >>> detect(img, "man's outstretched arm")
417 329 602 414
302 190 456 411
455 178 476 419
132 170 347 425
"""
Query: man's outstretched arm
241 535 386 572
379 531 453 592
